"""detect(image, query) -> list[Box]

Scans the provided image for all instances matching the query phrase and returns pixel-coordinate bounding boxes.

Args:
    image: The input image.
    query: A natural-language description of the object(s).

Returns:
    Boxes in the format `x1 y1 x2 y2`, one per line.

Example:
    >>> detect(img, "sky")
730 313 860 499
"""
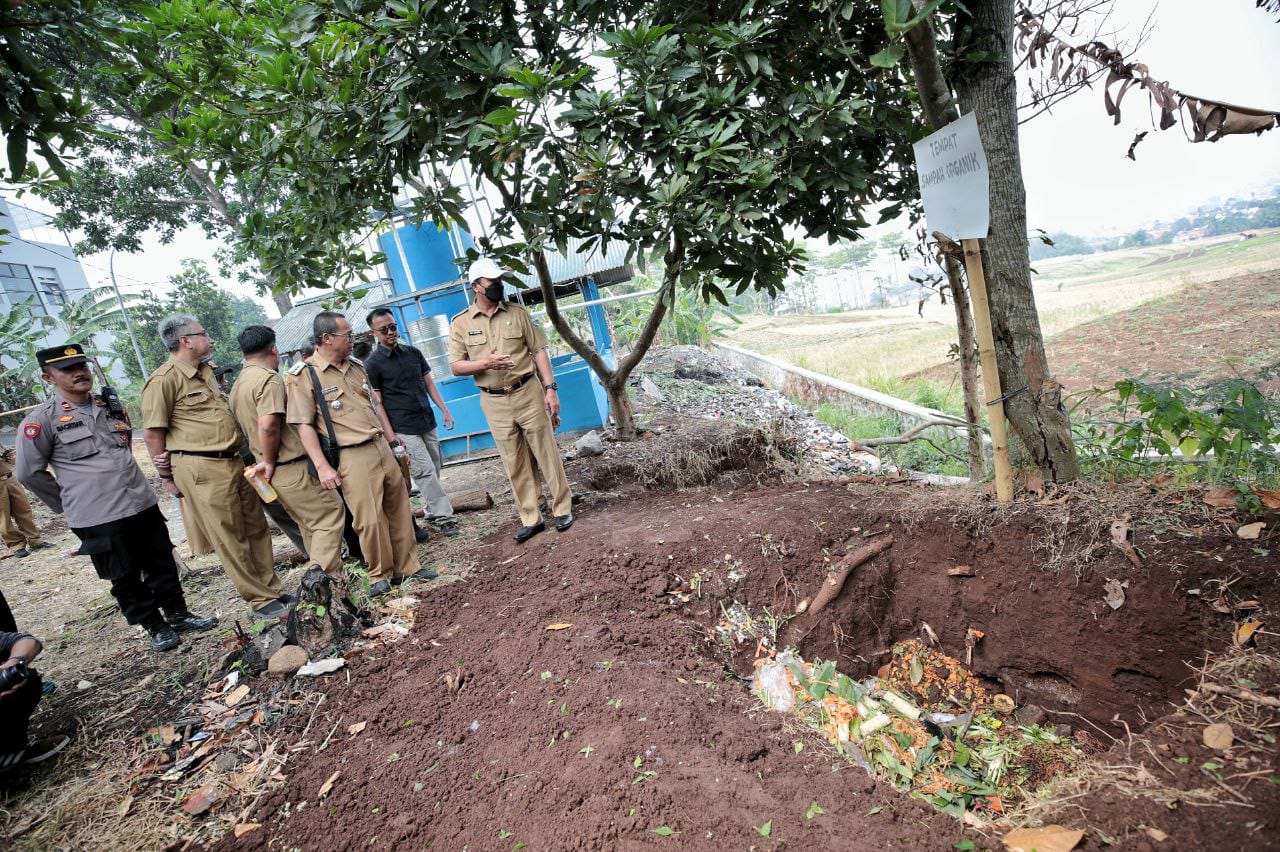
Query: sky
8 0 1280 319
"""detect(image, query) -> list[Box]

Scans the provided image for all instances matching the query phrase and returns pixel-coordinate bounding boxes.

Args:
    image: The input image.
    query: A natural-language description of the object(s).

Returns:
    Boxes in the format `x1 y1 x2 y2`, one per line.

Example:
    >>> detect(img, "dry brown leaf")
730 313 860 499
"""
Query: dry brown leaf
1209 597 1234 614
318 770 341 799
947 565 977 577
1234 600 1261 611
348 721 367 736
234 824 263 839
1202 722 1234 751
1236 522 1266 540
1024 472 1045 499
118 795 133 817
181 783 222 816
545 623 573 631
991 694 1016 713
1256 489 1280 509
1143 826 1169 842
1002 825 1084 852
1203 487 1238 510
225 684 251 707
147 724 179 745
1109 516 1143 568
1104 578 1129 611
1234 620 1263 647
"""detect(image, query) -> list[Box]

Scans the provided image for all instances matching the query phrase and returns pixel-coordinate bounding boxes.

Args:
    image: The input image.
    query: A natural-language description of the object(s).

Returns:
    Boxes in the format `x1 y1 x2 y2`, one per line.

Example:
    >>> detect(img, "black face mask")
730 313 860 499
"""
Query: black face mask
483 281 504 302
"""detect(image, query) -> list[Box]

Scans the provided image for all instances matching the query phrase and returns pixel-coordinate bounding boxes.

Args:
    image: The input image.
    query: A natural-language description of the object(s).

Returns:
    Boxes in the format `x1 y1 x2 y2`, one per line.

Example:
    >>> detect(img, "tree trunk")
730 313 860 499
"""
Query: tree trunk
533 237 682 440
951 0 1081 481
945 252 987 480
903 3 984 482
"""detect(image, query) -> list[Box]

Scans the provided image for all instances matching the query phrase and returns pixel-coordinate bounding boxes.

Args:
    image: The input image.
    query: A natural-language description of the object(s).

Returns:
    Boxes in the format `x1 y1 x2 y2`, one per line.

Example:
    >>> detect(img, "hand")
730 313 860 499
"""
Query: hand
255 461 275 483
162 478 183 499
441 409 455 431
545 388 561 428
2 448 13 464
386 432 399 448
152 450 171 468
482 347 515 371
318 464 342 490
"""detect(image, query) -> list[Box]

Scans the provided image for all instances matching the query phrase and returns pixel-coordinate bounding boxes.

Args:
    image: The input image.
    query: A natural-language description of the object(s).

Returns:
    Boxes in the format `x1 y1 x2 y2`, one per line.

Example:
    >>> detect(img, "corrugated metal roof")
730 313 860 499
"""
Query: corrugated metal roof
272 280 391 354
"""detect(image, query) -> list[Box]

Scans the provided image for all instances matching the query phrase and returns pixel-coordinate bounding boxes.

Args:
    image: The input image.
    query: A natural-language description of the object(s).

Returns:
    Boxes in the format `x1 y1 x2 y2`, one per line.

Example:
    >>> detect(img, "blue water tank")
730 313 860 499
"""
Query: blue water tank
379 222 475 297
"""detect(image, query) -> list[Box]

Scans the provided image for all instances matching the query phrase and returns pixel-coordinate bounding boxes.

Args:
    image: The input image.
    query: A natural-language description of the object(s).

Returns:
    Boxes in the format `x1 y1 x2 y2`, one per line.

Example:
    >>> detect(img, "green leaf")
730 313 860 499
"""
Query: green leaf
954 841 976 851
484 106 521 126
806 801 824 819
866 806 883 816
869 45 905 68
754 821 772 837
650 826 676 837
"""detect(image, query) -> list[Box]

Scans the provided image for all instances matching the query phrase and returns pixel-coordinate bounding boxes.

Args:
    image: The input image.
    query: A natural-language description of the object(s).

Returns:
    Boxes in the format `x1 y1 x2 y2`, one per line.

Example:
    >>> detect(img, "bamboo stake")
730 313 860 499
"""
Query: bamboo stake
962 239 1013 502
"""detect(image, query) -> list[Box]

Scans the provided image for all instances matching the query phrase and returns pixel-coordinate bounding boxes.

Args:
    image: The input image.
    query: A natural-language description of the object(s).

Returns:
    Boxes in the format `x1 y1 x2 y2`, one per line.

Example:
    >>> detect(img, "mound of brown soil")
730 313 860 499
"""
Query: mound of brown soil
219 483 1277 851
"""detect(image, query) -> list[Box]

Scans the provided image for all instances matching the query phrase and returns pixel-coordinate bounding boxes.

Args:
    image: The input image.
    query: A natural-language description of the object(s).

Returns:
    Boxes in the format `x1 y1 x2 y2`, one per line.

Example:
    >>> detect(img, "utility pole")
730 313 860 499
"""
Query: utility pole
109 249 148 378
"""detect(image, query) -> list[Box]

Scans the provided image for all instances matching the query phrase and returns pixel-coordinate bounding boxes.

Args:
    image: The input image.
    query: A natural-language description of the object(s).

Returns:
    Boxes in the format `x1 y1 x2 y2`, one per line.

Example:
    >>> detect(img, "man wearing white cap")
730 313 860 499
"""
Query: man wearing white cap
448 258 574 543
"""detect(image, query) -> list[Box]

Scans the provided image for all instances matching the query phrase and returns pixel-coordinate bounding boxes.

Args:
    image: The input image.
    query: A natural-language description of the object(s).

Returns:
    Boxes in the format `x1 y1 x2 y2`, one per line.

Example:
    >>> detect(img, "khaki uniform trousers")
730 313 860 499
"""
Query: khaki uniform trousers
0 475 42 552
271 460 346 579
172 455 280 608
479 379 572 527
338 441 418 583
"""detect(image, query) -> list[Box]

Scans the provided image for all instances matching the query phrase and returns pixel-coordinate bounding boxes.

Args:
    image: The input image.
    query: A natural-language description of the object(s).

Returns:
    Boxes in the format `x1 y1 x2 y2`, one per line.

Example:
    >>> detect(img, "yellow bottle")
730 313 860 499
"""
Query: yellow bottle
244 466 278 503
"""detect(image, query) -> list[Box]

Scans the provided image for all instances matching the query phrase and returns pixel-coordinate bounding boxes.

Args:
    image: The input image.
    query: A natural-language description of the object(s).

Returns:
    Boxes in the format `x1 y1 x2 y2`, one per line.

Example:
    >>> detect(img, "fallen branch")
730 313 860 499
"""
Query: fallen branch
807 536 895 617
1196 681 1280 710
446 489 494 513
853 418 974 449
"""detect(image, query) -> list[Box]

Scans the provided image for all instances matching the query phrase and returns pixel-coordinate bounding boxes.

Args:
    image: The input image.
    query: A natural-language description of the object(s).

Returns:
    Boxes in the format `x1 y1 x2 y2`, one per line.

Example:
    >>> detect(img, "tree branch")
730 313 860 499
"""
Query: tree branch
853 417 975 449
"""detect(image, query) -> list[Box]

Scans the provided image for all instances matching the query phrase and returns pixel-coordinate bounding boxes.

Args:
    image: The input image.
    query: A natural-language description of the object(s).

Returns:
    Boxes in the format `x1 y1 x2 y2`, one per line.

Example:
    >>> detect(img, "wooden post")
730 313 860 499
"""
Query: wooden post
961 238 1014 502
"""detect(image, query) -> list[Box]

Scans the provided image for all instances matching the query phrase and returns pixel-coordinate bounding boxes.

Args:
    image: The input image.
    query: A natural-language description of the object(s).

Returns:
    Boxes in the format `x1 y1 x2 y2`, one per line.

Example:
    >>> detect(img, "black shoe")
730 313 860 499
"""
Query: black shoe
368 580 393 598
434 519 461 537
167 611 218 633
514 521 545 543
277 593 296 605
29 542 52 551
554 513 575 532
392 567 438 586
251 600 288 620
147 624 180 652
11 548 28 559
414 525 431 543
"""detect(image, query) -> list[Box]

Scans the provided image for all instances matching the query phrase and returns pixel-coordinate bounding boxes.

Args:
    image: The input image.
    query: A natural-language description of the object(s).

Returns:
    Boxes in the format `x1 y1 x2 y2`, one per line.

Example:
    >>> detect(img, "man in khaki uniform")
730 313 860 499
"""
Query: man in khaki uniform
229 325 347 580
141 314 287 619
0 449 46 559
449 258 574 543
286 311 429 597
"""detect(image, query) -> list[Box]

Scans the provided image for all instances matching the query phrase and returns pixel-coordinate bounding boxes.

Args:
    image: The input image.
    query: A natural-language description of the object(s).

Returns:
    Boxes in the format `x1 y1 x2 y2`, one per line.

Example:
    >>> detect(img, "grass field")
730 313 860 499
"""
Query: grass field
725 228 1280 401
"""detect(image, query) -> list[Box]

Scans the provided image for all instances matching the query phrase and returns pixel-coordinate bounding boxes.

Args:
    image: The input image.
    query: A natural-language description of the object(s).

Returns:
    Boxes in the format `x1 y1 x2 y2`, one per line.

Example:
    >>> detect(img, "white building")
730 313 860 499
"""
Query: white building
0 195 93 345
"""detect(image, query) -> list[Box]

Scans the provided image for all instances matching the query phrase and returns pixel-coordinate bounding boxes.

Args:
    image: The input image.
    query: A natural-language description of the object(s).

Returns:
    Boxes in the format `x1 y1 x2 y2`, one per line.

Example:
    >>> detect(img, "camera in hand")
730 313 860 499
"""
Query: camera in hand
0 659 29 690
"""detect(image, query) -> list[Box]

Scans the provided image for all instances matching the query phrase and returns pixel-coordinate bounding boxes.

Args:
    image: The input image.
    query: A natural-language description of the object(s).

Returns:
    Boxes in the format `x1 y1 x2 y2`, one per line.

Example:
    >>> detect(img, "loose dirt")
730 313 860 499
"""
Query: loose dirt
222 480 1279 851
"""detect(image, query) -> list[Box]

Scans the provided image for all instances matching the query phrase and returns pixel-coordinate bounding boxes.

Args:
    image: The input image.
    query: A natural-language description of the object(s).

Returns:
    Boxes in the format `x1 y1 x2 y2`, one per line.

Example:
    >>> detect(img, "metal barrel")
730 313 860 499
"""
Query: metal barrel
407 314 453 375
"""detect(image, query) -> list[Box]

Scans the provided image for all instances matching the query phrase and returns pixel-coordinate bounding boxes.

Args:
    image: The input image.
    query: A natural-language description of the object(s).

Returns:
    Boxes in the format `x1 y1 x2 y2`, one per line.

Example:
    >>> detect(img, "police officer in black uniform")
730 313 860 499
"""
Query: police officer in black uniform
15 344 217 652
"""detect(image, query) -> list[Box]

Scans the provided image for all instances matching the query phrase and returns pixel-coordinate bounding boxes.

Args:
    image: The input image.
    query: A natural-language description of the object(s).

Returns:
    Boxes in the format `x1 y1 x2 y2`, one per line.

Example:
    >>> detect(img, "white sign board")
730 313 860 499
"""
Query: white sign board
912 112 990 241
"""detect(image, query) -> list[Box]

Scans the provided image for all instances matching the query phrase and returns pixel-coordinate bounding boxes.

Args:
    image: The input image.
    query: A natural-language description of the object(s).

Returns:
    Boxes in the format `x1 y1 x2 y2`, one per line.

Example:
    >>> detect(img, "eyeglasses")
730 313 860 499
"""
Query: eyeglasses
181 331 212 339
327 331 355 339
373 323 398 334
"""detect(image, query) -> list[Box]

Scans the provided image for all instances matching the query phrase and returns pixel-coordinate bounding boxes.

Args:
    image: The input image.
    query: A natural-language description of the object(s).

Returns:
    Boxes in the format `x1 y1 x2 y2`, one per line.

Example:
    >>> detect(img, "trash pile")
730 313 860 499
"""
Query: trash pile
754 639 1085 820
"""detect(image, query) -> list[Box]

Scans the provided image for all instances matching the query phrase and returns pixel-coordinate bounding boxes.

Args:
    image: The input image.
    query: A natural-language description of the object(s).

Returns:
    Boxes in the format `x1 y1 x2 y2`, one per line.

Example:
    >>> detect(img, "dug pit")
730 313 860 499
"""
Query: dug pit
224 482 1276 850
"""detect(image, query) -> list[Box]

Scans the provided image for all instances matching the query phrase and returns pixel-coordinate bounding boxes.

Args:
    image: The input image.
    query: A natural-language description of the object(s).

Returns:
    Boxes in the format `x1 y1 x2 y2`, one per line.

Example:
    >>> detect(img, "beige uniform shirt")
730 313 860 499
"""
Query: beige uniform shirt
229 363 309 463
141 356 242 453
284 354 383 447
447 302 547 390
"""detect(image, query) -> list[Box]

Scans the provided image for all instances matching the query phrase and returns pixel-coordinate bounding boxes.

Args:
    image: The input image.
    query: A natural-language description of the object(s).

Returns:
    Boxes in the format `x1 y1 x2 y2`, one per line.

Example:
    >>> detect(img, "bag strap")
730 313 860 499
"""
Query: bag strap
306 364 340 451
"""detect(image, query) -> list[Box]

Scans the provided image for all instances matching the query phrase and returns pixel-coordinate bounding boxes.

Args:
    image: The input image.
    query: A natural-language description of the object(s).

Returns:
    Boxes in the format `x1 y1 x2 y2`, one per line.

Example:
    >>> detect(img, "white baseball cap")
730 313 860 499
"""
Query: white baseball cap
467 257 509 283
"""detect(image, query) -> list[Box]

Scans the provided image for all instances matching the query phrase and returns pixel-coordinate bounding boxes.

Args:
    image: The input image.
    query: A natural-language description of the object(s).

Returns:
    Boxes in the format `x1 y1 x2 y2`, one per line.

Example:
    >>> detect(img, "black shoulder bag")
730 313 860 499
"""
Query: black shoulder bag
306 364 342 469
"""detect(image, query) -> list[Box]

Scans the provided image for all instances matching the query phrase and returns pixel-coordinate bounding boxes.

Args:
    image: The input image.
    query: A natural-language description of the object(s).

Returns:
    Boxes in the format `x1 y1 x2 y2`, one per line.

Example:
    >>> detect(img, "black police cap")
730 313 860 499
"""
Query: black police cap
36 344 90 370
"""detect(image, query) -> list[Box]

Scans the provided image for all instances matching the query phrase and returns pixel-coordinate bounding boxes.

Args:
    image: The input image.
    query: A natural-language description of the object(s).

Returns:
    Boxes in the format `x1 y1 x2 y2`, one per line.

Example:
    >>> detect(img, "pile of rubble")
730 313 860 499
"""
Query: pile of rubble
629 346 879 477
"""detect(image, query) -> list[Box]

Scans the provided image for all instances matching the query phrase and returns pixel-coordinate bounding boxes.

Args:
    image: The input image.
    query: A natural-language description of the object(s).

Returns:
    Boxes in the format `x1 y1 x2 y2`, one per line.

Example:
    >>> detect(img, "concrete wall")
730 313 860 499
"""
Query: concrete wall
712 342 955 427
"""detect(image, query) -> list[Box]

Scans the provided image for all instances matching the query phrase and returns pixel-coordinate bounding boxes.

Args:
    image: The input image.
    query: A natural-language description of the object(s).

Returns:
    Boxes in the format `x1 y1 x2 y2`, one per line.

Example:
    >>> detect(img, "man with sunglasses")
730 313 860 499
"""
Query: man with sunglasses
363 308 459 537
141 315 288 619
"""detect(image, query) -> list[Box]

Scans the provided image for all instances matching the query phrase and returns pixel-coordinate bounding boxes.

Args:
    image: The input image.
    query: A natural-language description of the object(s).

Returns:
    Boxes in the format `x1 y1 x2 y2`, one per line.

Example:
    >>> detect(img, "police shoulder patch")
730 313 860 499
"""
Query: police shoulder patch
349 356 363 367
23 423 41 439
288 361 307 375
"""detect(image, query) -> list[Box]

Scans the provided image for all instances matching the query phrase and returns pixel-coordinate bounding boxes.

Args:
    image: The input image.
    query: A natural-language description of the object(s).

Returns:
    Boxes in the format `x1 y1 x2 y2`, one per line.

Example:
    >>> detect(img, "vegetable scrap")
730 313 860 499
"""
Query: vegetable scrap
753 639 1085 819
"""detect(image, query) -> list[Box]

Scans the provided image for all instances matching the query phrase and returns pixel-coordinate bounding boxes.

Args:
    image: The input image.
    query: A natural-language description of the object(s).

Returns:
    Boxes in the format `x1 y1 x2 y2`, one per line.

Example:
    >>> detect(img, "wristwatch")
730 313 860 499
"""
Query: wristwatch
544 382 558 391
